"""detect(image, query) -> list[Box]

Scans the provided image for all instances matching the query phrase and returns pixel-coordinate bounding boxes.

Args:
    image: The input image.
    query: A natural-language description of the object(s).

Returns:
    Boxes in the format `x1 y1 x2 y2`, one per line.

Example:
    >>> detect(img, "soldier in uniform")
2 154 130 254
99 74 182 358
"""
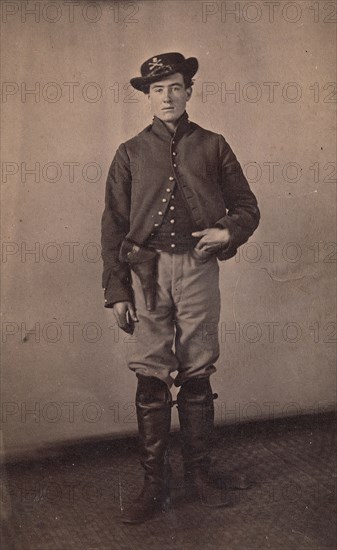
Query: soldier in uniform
101 52 260 523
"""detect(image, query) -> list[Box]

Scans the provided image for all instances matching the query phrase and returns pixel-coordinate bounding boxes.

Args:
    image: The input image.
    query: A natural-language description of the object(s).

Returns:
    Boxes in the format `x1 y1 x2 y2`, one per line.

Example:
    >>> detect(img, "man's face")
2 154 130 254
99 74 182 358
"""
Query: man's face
147 72 192 123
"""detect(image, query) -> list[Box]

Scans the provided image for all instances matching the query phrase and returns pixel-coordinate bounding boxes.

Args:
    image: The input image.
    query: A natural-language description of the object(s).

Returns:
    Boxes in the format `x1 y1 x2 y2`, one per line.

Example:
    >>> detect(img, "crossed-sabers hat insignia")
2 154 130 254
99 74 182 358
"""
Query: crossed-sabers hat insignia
148 57 164 71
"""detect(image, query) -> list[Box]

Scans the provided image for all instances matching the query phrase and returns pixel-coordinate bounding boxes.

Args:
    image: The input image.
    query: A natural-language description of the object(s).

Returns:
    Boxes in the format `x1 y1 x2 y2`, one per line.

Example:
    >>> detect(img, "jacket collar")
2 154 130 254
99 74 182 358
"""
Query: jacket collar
151 110 191 141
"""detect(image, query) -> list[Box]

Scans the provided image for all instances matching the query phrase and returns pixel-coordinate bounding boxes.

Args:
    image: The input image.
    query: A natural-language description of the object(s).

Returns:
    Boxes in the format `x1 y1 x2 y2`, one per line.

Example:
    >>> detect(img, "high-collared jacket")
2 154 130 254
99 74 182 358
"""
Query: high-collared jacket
101 111 260 306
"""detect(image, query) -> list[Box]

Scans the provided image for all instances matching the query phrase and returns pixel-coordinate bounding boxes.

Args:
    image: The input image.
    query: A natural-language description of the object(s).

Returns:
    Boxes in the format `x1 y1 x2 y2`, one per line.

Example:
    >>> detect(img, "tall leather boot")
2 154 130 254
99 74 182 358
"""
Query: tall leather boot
122 375 172 524
177 377 230 507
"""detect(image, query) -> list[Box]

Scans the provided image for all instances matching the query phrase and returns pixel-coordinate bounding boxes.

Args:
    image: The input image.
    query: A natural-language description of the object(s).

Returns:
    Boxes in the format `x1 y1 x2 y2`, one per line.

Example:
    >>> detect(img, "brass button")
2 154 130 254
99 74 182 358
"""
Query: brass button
169 176 174 181
172 152 176 156
154 223 159 227
162 198 167 203
171 243 176 248
170 206 175 211
170 219 175 224
166 188 171 192
158 211 163 215
171 232 175 236
173 163 177 167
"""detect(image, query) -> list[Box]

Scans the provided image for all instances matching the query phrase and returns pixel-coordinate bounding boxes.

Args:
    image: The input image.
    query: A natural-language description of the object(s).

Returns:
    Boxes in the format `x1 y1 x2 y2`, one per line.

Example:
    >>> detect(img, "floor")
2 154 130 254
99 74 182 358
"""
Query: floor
1 413 336 550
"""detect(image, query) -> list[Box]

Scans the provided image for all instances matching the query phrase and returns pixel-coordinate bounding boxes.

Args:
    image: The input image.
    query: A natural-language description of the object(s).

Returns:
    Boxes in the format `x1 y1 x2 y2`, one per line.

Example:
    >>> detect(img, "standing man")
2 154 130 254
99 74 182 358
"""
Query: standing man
101 52 260 523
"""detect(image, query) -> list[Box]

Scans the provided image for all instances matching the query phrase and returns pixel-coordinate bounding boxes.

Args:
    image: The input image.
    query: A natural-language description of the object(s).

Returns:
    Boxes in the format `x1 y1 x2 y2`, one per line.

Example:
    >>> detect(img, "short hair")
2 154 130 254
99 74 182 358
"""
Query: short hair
142 73 194 95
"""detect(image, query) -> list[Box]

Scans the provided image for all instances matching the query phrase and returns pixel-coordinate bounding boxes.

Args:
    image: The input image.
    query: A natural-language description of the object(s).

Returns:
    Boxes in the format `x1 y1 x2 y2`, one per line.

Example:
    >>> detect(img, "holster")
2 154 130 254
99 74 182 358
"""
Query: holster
119 240 158 311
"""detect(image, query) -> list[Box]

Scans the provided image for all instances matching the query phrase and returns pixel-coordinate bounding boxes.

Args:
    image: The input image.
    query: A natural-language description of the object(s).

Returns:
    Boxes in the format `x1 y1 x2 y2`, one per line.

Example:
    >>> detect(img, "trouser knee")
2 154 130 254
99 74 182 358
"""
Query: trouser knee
136 374 172 406
177 377 214 406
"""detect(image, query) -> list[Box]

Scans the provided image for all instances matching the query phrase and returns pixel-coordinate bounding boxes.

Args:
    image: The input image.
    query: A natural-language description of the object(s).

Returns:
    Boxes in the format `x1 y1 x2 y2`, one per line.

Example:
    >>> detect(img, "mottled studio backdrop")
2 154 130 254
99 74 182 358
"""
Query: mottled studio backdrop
1 0 336 458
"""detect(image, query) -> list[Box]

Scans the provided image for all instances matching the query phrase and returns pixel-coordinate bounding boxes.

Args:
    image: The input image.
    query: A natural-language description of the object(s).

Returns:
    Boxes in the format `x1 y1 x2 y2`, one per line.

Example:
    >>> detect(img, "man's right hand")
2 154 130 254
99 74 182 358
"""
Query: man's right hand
113 301 139 334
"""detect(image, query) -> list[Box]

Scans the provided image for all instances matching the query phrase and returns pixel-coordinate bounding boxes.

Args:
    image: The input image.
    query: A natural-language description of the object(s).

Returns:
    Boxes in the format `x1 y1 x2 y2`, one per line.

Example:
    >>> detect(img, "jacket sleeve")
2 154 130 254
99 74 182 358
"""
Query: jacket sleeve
101 143 133 307
215 135 260 260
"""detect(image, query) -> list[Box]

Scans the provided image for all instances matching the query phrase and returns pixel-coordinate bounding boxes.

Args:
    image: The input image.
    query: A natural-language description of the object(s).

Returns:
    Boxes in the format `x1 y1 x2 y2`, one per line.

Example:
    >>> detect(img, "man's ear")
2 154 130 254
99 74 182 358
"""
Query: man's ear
186 87 192 102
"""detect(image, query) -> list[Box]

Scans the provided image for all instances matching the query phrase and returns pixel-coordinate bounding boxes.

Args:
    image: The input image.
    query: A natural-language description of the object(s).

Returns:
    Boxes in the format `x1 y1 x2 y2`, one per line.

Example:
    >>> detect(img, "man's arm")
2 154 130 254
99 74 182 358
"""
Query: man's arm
192 136 260 258
214 134 260 259
101 143 133 307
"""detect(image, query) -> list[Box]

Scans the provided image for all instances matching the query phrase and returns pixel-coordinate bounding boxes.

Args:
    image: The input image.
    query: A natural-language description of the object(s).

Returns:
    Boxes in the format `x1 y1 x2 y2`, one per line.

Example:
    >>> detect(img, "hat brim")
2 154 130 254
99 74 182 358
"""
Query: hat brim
130 57 198 92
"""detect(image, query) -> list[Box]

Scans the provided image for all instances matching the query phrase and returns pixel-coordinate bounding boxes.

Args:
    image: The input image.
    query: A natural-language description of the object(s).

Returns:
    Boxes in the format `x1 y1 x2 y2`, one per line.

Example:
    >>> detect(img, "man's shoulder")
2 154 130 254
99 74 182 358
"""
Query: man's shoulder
190 120 223 139
119 119 226 150
123 124 153 147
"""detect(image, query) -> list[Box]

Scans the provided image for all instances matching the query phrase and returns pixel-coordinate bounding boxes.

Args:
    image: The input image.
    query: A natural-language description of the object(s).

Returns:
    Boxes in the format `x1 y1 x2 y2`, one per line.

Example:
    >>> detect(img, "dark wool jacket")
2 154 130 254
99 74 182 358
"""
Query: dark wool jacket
101 111 260 306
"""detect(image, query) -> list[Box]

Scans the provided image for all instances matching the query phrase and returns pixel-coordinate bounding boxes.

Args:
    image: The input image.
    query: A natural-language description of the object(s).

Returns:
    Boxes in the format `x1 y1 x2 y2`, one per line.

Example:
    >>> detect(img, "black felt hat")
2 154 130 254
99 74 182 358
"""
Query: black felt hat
130 52 198 92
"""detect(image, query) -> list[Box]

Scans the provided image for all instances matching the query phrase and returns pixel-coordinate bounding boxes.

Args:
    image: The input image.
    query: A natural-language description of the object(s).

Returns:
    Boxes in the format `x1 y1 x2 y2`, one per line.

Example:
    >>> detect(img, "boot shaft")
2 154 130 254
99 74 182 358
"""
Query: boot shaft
177 377 215 470
136 375 172 484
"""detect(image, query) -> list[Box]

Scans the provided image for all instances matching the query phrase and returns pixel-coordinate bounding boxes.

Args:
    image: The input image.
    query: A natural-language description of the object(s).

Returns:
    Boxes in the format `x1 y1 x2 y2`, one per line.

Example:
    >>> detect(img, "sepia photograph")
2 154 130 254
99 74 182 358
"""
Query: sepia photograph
1 0 336 548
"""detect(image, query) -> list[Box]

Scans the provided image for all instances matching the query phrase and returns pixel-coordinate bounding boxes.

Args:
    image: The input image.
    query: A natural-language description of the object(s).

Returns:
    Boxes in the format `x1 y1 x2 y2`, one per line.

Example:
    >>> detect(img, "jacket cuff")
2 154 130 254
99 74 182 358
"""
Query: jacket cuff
214 217 239 259
214 215 237 233
103 284 133 308
215 216 254 249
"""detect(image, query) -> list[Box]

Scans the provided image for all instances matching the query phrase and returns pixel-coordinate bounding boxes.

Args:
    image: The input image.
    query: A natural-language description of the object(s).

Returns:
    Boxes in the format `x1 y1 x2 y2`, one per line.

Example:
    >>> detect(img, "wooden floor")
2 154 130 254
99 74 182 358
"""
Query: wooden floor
1 413 336 550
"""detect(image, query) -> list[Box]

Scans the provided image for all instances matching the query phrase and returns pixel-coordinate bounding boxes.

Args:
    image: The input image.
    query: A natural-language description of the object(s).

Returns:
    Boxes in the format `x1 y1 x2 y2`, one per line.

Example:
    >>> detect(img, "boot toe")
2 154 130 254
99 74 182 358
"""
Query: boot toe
121 486 169 524
184 470 232 508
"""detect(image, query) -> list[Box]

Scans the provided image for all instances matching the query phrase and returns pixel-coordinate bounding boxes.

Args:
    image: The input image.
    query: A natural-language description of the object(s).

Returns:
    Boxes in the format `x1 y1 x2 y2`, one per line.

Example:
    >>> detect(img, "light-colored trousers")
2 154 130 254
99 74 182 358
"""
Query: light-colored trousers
126 249 221 388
